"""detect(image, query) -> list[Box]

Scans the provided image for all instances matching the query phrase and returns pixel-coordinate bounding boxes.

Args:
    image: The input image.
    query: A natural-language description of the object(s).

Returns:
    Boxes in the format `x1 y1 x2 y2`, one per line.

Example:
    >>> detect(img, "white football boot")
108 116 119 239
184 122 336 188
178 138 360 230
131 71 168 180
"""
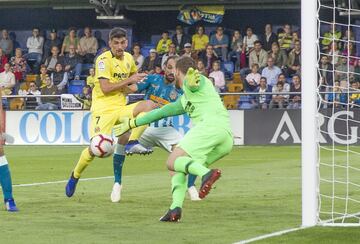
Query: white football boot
110 182 122 203
188 186 201 201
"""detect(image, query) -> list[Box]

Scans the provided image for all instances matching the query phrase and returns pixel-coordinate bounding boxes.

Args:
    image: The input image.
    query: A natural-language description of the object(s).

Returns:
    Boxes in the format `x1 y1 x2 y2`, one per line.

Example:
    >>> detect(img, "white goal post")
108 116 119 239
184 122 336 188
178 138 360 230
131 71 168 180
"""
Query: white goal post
301 0 318 227
302 0 360 226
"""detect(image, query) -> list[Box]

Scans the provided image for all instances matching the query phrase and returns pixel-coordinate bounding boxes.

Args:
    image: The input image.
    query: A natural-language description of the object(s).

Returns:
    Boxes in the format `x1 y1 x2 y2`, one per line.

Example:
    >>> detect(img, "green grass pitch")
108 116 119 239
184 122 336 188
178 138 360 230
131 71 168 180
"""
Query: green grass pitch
0 145 359 243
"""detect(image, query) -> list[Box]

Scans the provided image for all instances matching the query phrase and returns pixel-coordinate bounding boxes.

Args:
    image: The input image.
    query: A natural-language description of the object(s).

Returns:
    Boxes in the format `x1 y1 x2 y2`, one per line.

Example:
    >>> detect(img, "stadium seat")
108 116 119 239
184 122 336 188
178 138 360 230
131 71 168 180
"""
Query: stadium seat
222 61 235 80
227 83 243 93
68 80 86 94
232 72 242 83
26 74 37 83
9 98 24 110
238 95 254 110
223 95 239 109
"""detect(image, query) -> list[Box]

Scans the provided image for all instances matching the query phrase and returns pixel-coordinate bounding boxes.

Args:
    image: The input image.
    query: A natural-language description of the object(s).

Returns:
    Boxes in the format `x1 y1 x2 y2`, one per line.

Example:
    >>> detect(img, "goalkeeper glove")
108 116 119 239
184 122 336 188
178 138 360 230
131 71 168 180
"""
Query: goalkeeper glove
186 67 201 89
113 117 137 137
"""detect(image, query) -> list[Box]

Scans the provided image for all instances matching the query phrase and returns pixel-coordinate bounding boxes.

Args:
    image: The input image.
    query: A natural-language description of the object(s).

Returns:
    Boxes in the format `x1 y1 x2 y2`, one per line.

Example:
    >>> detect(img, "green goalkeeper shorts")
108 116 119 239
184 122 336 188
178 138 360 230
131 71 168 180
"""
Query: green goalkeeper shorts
178 124 233 166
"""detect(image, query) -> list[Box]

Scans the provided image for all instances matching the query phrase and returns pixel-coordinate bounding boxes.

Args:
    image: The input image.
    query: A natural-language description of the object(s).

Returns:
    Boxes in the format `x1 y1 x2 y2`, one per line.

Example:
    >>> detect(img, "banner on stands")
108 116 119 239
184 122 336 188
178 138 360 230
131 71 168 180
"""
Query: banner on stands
60 94 83 110
177 5 224 25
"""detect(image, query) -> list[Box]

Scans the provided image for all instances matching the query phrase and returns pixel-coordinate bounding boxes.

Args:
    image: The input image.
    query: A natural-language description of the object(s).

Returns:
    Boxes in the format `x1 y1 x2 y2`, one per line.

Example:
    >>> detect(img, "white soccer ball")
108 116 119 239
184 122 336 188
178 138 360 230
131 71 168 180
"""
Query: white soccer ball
90 134 114 158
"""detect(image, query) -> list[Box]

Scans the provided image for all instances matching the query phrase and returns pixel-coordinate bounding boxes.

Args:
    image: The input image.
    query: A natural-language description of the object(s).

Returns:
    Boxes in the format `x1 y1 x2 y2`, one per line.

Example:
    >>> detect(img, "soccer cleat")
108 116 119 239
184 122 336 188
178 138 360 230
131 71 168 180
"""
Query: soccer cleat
159 207 182 222
65 172 79 197
110 182 122 203
4 198 18 212
188 186 201 201
199 169 222 199
125 141 153 156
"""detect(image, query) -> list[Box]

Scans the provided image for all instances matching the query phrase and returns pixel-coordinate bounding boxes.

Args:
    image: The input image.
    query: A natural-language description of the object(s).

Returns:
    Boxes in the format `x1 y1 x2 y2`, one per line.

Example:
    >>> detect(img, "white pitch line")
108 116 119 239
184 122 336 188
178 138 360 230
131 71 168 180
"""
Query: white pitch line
13 176 113 187
234 226 308 244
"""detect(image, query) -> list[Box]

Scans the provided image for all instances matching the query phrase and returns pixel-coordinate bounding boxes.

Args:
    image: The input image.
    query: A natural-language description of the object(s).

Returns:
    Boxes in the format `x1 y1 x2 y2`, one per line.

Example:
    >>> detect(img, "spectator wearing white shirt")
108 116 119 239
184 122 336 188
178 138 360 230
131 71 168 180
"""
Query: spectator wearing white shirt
242 27 258 54
132 43 144 70
209 60 225 92
18 81 41 108
161 43 178 69
245 63 261 91
261 57 282 87
25 27 44 73
270 80 289 109
0 63 15 95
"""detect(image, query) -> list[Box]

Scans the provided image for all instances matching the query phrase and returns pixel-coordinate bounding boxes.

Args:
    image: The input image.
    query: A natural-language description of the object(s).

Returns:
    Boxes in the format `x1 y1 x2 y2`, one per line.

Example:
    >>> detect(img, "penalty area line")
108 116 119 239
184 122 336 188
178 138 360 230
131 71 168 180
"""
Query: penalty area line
13 176 113 187
234 226 308 244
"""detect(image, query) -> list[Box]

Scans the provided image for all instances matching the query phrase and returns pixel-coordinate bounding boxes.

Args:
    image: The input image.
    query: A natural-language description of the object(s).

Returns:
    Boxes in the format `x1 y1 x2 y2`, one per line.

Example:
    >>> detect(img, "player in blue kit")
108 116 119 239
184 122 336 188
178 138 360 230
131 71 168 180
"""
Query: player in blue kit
110 56 200 202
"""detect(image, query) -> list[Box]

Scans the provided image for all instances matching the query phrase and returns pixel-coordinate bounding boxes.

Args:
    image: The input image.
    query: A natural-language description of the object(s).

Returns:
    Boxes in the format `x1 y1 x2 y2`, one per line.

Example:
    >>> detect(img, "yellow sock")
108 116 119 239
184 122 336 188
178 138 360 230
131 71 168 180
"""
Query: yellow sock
73 148 94 178
129 112 148 141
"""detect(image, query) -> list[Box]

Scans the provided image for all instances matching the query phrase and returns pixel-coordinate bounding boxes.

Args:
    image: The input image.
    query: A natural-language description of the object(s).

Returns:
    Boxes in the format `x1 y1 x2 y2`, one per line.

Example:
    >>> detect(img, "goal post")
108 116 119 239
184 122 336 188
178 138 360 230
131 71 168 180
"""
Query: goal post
301 0 318 227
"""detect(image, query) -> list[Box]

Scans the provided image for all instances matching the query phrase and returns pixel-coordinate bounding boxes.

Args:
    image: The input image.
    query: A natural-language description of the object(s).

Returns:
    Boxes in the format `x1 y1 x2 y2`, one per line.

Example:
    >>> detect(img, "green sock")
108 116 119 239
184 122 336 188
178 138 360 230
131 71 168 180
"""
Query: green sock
174 156 210 177
170 173 187 209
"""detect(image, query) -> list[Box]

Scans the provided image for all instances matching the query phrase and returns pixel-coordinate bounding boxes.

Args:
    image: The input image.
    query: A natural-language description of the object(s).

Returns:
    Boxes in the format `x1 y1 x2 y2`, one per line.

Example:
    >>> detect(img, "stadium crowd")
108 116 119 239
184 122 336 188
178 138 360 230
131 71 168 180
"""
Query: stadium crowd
0 22 359 110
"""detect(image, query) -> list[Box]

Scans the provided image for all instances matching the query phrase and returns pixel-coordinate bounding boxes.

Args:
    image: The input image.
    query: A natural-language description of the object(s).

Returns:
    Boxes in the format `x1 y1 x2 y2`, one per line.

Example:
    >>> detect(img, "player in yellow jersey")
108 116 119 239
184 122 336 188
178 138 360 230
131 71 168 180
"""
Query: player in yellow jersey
65 27 155 201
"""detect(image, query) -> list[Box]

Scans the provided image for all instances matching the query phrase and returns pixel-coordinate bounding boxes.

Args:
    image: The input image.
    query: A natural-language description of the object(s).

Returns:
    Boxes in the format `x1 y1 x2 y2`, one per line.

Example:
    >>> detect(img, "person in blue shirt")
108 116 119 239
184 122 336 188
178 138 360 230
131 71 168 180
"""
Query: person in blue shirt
209 26 229 61
110 56 201 202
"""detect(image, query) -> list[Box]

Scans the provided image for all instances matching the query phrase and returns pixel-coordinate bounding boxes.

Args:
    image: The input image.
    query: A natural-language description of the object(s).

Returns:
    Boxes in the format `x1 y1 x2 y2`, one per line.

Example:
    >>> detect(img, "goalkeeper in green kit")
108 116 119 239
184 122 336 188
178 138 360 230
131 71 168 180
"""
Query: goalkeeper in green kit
114 56 233 222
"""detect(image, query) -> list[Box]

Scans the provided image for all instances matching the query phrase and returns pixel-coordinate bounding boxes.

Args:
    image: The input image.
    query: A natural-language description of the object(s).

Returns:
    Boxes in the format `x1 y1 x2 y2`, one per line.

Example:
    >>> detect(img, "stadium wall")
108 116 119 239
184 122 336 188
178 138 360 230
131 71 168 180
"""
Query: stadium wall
5 109 358 146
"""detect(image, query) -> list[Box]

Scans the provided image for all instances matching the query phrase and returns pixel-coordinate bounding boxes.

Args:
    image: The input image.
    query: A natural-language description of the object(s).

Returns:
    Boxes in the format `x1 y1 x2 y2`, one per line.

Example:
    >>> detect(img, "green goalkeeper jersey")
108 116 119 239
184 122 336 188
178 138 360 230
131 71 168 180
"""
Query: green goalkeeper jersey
180 75 231 132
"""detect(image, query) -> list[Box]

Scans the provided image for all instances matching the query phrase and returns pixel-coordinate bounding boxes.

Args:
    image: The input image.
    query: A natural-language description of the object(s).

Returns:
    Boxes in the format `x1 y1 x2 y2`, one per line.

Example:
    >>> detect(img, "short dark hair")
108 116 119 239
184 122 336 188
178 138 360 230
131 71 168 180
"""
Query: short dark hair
254 40 262 46
109 27 127 40
175 56 196 75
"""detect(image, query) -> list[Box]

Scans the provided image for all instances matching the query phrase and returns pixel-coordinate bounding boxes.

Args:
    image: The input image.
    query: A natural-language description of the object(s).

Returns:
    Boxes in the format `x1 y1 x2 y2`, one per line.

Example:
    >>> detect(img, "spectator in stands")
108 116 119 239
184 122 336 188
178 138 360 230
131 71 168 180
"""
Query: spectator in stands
44 46 63 72
78 27 98 63
75 85 92 110
327 80 346 108
321 22 341 51
0 63 15 95
9 48 26 84
154 64 163 75
260 24 277 52
228 30 242 71
25 27 44 73
342 42 357 66
51 63 68 93
261 57 282 87
192 25 209 56
172 25 191 52
249 40 268 71
35 64 48 88
132 43 144 70
252 76 272 109
200 44 218 74
156 31 172 55
245 63 261 91
335 56 354 87
287 40 301 76
277 73 290 90
290 31 300 49
0 48 8 73
242 27 258 56
61 27 79 56
319 55 333 87
86 67 95 88
161 43 178 69
209 60 225 92
354 59 360 82
278 24 292 53
141 49 159 74
0 29 13 58
18 81 41 109
328 41 340 66
270 80 289 108
181 43 193 58
209 26 229 61
197 59 207 76
287 74 301 109
63 44 82 80
350 81 360 106
36 75 59 110
43 29 61 61
269 42 287 71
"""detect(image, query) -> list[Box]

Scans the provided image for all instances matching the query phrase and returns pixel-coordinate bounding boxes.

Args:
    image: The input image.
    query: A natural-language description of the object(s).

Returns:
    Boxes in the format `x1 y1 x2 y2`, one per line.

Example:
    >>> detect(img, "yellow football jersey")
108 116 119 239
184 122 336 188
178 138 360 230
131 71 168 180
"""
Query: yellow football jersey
92 50 137 113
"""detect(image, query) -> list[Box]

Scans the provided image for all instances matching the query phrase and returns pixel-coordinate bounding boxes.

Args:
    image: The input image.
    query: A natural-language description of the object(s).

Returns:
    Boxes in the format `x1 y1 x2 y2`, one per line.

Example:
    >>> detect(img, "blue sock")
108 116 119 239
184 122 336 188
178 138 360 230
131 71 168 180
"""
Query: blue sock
113 144 126 184
187 174 197 188
0 156 13 200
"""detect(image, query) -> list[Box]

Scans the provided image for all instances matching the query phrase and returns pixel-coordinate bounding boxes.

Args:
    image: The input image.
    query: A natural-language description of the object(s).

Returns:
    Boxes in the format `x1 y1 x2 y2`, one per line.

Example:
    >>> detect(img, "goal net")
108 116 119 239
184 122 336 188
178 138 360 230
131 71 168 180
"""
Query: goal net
317 0 360 226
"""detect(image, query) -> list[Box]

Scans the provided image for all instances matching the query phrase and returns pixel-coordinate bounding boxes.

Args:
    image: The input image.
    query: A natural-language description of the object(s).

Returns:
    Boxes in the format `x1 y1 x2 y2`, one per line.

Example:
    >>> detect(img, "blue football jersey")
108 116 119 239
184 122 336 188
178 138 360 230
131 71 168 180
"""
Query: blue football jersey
137 74 183 127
